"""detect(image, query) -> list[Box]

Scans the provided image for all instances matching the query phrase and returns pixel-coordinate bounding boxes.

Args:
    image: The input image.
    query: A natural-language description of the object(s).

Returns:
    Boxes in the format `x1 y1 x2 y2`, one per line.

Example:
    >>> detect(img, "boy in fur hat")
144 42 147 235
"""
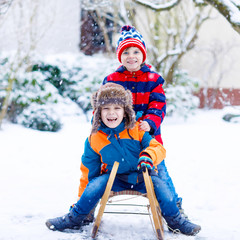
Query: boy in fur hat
103 25 191 220
46 84 201 236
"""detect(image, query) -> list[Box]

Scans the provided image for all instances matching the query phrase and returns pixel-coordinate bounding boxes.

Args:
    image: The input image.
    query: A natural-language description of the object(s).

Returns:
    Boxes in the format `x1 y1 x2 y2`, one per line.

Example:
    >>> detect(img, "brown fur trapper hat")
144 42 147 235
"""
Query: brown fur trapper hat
91 83 136 133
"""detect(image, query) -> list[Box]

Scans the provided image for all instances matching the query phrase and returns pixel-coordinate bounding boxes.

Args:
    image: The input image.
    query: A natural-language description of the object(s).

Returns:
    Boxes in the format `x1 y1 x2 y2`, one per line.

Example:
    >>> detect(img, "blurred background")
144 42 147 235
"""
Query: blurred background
0 0 240 131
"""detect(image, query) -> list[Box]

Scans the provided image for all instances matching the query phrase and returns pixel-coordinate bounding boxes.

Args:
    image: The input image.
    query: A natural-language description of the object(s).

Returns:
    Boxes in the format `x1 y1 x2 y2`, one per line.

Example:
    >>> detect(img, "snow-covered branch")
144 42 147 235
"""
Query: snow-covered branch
135 0 240 34
134 0 181 11
0 0 13 14
204 0 240 34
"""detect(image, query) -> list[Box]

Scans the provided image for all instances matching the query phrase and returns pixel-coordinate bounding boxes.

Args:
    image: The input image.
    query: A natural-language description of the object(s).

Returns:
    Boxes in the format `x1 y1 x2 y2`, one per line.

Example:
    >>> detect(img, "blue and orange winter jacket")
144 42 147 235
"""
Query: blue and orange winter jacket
103 64 166 144
78 121 166 198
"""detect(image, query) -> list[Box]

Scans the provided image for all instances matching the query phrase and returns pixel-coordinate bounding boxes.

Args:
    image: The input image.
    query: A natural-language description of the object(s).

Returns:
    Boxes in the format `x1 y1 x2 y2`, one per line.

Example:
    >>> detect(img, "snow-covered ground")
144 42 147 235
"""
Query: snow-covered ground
0 107 240 240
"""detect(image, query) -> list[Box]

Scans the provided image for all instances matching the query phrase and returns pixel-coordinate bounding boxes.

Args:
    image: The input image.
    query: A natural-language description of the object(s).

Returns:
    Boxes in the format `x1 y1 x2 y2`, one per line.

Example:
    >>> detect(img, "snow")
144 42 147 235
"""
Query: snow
220 0 240 24
0 108 240 240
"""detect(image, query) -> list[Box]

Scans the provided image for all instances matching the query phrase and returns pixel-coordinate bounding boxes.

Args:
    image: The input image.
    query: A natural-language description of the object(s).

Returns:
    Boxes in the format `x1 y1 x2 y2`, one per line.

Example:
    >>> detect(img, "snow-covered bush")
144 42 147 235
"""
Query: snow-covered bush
0 55 62 131
0 53 118 131
11 70 62 131
17 103 62 132
1 52 200 131
165 69 200 118
35 54 118 114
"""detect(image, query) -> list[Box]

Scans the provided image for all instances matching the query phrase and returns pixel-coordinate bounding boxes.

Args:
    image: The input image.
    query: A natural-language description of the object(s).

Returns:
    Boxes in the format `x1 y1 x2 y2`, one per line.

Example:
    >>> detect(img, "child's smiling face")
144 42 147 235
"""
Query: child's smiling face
121 47 143 72
101 104 125 128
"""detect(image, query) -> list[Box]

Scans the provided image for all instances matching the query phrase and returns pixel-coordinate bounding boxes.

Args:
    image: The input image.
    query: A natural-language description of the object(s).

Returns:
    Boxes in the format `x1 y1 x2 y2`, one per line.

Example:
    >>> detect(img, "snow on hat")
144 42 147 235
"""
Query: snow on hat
91 83 136 134
116 25 147 63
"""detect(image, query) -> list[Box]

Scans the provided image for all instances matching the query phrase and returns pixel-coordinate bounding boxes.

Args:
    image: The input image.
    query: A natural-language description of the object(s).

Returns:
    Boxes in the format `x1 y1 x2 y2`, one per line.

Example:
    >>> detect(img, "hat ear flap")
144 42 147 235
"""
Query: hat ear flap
91 108 101 134
124 89 135 129
125 89 133 106
91 91 98 110
124 106 136 129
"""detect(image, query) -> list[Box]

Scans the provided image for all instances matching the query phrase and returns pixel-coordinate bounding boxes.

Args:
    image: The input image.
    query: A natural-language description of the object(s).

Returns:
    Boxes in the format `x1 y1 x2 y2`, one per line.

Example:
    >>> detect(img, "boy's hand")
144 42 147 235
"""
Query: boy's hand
137 155 153 171
139 120 151 132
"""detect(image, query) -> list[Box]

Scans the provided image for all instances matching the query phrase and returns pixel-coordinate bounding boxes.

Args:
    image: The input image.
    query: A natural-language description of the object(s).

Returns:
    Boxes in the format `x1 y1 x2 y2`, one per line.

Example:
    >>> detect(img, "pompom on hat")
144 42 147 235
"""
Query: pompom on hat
91 83 136 134
116 25 147 63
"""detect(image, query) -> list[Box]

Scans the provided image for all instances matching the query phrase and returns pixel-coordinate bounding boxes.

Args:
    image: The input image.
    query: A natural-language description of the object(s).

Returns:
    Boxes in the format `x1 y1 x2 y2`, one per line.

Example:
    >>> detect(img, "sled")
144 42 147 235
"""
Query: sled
91 161 164 240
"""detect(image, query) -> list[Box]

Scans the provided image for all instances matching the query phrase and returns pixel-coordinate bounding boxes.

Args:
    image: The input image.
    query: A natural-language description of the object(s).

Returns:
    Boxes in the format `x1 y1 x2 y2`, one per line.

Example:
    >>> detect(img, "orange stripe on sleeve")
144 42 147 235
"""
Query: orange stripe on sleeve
78 163 89 198
144 138 166 167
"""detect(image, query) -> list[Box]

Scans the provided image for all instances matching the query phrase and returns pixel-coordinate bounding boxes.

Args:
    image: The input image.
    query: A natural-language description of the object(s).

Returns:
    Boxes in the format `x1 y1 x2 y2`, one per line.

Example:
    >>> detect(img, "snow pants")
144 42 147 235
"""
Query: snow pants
73 173 179 217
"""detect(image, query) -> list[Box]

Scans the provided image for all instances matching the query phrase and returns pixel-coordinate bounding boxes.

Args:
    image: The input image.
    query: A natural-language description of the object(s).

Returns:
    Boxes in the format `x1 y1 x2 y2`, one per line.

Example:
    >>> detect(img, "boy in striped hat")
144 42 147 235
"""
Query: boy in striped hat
103 25 195 225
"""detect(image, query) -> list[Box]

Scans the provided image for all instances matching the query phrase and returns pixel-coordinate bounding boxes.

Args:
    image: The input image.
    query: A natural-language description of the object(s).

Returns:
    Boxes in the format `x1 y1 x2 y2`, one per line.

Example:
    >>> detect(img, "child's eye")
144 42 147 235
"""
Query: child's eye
123 51 128 55
134 50 140 54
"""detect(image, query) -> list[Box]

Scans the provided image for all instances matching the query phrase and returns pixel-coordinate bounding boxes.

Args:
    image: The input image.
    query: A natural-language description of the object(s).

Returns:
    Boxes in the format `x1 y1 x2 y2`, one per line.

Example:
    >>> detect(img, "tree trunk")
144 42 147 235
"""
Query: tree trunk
0 77 14 129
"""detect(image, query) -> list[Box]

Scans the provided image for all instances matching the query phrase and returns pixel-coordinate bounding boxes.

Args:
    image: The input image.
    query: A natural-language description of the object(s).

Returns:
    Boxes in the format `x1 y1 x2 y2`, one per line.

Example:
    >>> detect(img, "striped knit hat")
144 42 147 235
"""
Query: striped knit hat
91 83 136 134
116 25 147 63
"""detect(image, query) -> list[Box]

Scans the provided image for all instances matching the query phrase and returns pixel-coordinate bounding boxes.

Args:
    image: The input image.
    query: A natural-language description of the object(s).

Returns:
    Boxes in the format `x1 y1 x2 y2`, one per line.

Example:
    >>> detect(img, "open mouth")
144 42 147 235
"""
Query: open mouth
107 118 117 122
127 60 137 64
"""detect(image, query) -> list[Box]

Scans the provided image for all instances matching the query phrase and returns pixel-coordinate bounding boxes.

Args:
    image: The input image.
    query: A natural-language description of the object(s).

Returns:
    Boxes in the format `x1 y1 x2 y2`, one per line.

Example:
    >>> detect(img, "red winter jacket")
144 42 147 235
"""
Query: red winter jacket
103 64 166 144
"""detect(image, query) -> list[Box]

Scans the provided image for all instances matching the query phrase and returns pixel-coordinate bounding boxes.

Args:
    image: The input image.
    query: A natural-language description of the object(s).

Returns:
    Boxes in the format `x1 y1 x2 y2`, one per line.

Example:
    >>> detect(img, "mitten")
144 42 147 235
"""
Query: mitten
137 154 153 171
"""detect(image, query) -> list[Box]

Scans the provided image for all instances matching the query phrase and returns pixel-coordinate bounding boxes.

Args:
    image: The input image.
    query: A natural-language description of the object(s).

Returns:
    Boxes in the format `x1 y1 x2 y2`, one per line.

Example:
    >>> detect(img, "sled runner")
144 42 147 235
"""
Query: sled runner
91 161 164 240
